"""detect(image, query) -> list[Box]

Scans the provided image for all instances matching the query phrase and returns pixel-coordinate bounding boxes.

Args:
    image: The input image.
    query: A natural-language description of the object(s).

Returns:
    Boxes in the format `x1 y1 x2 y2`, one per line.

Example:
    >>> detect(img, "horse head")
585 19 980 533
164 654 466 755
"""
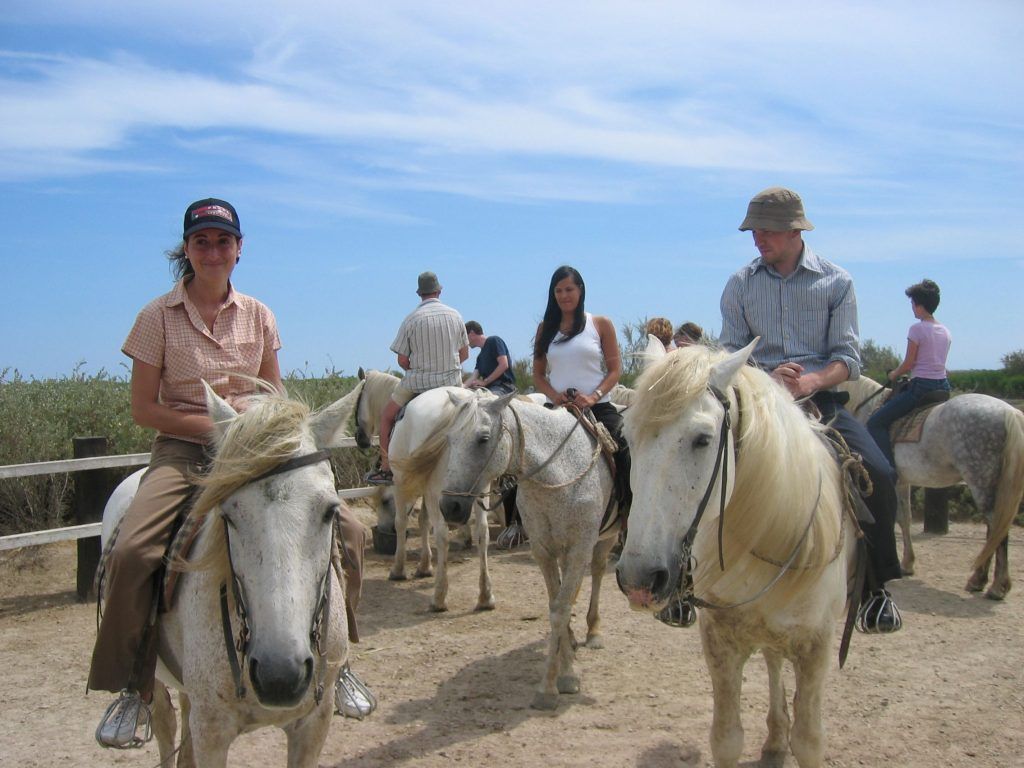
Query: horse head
438 390 515 525
197 381 356 708
616 340 756 610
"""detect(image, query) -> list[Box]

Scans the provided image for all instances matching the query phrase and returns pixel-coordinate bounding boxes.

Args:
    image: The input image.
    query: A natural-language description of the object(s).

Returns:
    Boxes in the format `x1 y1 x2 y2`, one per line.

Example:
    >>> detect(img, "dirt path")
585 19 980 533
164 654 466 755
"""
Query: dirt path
1 514 1021 767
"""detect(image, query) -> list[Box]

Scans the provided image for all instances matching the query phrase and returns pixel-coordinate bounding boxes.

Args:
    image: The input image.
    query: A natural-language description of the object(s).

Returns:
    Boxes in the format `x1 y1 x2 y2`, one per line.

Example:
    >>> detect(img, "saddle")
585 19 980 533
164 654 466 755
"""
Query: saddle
888 390 950 445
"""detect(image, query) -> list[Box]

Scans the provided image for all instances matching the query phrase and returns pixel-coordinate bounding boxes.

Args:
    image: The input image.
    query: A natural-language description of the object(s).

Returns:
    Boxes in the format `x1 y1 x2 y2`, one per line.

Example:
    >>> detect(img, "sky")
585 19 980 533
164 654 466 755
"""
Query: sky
2 1 1021 382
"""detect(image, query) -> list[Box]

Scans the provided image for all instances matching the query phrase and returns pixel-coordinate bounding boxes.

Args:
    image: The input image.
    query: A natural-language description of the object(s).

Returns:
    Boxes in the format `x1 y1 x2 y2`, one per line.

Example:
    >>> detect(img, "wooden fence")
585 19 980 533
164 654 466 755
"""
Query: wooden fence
0 435 379 599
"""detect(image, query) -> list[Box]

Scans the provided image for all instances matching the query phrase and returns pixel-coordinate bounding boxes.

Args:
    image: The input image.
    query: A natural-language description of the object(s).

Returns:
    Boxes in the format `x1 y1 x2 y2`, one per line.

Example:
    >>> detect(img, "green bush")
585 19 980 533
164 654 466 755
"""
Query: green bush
0 367 374 536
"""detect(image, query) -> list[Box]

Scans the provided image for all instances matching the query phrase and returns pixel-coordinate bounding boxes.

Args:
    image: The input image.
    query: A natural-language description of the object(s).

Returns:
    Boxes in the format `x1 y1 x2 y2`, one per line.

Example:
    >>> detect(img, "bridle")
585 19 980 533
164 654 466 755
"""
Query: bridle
670 385 822 617
219 448 336 705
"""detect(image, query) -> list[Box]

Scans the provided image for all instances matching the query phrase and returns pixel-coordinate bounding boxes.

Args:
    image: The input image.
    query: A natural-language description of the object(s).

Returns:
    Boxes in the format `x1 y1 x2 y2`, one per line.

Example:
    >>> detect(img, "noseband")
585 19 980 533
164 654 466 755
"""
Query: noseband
220 448 336 704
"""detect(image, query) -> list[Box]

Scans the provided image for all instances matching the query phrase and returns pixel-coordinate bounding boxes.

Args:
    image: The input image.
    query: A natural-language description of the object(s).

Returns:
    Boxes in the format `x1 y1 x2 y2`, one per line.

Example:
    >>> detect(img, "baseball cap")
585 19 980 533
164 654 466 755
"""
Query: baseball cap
183 198 243 239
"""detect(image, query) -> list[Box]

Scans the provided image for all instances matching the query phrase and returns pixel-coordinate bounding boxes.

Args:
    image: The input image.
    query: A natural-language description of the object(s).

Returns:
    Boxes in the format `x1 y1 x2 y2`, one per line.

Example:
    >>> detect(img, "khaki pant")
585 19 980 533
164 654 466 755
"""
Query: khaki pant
88 436 365 697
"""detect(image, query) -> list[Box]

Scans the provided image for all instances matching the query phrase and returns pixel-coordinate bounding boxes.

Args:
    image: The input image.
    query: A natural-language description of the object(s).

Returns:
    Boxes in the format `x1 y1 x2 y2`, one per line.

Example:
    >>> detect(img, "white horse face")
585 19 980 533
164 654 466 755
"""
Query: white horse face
205 383 354 708
439 393 514 525
617 341 755 611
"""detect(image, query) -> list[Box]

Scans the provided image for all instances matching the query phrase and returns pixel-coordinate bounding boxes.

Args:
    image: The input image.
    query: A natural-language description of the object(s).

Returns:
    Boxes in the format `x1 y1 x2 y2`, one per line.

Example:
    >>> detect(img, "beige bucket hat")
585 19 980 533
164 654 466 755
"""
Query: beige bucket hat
416 271 442 295
739 187 814 232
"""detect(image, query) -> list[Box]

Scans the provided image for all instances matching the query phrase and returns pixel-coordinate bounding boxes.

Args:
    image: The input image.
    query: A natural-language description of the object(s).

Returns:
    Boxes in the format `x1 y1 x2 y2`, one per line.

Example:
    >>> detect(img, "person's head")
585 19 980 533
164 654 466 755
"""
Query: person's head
535 265 586 357
905 279 941 315
168 198 243 280
739 187 813 271
673 321 704 347
465 320 485 348
645 317 674 347
416 270 442 298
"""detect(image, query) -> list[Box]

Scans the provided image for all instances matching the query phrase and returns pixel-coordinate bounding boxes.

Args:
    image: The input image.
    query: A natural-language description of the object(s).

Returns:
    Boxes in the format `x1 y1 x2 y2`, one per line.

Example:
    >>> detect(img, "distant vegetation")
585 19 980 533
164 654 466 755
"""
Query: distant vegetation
0 366 373 536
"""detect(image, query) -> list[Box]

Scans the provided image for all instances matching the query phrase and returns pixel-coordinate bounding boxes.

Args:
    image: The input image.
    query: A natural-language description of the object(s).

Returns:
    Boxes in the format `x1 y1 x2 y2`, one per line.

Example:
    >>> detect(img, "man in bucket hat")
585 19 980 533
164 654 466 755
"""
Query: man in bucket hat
365 271 468 485
715 187 903 634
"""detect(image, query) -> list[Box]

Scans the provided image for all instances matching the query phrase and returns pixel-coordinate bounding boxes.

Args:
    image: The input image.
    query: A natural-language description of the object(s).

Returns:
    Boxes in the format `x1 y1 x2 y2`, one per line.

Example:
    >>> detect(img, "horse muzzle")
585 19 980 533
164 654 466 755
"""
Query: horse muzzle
354 427 372 450
439 493 473 525
615 554 677 610
248 644 314 709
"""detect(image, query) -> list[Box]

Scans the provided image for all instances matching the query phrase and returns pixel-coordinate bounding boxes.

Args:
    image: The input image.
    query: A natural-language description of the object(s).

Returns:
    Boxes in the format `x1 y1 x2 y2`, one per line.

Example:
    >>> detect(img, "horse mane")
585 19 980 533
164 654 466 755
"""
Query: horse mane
389 393 476 500
361 370 401 436
630 346 844 588
178 393 316 577
839 375 882 415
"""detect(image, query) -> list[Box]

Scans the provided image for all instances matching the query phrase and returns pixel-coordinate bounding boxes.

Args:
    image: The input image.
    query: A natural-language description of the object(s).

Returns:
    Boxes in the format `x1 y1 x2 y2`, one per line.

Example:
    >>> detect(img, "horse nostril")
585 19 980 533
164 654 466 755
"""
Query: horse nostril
649 568 670 598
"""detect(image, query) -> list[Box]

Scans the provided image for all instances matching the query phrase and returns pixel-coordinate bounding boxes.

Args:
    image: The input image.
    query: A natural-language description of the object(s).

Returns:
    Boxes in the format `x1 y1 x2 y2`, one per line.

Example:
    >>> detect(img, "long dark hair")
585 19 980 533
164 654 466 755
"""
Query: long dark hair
533 265 586 358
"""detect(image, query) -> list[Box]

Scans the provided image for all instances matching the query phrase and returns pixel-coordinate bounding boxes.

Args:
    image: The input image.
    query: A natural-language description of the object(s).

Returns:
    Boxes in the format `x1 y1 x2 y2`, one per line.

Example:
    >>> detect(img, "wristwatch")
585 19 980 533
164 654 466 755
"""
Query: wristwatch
593 387 604 400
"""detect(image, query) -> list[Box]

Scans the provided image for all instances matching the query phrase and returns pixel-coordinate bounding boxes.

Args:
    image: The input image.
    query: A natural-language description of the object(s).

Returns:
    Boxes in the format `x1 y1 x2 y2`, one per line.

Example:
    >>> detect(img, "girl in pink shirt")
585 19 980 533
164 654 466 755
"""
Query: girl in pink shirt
867 279 952 466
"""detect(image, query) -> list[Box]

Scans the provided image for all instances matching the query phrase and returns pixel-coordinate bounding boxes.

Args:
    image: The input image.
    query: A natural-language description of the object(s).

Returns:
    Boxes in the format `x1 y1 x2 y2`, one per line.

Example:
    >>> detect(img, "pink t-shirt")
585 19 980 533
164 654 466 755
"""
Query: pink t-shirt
908 320 951 379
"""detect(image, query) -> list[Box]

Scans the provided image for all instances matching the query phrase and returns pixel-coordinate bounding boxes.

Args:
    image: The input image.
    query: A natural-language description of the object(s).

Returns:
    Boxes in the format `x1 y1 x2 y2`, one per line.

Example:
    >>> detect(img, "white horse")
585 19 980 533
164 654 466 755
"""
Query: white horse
100 383 358 767
839 377 1024 598
435 391 621 709
354 368 479 555
384 385 496 612
617 342 858 768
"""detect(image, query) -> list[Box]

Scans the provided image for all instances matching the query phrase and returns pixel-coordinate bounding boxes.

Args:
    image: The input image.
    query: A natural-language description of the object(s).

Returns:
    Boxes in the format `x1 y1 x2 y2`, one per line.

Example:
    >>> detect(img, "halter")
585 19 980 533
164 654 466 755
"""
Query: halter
441 400 602 509
219 448 336 705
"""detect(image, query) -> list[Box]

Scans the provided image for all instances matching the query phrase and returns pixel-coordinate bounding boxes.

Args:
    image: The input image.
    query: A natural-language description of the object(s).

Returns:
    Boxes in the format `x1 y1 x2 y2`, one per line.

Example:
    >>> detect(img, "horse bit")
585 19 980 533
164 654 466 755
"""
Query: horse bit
220 448 336 704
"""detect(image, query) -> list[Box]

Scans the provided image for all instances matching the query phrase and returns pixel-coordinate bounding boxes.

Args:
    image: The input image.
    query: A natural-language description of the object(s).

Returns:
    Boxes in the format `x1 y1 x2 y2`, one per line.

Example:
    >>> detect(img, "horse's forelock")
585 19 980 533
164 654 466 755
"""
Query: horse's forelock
627 346 716 441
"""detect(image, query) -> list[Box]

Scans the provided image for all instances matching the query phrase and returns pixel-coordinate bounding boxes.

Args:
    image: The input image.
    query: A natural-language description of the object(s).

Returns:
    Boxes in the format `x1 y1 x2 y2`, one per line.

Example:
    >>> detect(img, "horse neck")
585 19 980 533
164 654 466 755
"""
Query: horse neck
508 401 595 483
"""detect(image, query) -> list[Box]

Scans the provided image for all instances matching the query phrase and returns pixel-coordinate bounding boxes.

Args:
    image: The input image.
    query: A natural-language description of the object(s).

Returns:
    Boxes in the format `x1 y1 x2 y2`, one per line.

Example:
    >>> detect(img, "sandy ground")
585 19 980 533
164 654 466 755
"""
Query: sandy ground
1 509 1021 768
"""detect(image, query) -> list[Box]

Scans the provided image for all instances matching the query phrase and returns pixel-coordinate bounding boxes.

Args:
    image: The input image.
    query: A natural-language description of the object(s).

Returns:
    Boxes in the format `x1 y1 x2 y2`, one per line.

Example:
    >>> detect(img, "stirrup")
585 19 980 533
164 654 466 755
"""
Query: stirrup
495 522 528 550
95 690 152 749
364 468 393 486
655 593 697 628
856 588 903 634
335 663 377 719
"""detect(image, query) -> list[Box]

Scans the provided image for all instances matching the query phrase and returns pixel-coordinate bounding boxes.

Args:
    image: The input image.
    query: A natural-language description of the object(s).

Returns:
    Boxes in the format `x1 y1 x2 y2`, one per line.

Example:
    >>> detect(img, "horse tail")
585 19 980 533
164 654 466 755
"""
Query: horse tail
973 407 1024 570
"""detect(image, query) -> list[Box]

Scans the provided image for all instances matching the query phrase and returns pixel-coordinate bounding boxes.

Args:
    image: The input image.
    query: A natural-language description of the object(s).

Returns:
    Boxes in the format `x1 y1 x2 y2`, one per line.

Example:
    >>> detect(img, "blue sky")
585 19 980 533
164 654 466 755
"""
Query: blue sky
2 1 1021 381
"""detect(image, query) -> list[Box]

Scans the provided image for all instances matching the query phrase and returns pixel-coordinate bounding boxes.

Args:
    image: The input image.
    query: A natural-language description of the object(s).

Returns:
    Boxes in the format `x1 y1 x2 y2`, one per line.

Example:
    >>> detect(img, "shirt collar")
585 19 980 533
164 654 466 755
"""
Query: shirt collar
165 278 238 309
749 243 823 277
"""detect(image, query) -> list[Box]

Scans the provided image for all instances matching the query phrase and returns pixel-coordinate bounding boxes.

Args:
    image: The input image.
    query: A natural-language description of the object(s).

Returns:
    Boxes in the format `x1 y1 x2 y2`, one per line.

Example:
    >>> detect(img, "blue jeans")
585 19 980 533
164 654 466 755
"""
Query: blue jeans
867 377 951 468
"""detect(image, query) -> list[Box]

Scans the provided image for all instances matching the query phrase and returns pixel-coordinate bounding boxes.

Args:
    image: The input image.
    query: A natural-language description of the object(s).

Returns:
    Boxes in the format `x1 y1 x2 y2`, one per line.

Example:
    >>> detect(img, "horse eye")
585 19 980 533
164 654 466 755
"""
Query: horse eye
693 433 712 449
477 433 490 445
323 502 340 524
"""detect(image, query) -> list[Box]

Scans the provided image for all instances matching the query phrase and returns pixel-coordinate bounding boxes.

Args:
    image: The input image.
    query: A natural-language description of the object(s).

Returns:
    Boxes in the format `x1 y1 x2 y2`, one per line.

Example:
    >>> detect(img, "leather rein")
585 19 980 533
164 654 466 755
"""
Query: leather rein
219 448 335 704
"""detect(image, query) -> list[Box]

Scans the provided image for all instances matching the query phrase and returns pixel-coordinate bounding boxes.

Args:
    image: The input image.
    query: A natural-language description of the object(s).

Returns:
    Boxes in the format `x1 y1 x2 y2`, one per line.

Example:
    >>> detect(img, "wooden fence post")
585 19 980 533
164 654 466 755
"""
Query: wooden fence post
73 436 112 601
923 487 950 535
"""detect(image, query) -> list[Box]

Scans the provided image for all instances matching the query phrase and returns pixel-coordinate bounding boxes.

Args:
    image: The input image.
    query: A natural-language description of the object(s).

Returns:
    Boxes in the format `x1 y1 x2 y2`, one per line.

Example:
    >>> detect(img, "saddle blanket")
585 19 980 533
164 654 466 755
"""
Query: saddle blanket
890 404 938 445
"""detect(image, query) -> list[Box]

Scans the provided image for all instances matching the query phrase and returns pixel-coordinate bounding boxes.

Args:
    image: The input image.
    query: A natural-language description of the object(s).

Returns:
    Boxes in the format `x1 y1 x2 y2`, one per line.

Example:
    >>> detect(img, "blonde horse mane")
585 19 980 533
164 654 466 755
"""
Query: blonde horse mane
179 393 319 577
361 370 401 436
389 394 476 500
630 346 844 587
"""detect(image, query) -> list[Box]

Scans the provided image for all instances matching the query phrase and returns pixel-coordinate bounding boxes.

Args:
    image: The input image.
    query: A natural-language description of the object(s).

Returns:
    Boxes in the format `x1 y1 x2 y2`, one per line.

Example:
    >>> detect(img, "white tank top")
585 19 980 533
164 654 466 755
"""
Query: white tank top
545 313 610 403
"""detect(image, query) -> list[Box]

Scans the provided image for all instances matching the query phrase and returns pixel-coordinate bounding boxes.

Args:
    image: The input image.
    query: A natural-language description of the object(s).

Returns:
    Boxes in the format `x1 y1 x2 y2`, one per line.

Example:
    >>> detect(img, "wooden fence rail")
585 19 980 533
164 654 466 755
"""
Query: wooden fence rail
0 435 379 599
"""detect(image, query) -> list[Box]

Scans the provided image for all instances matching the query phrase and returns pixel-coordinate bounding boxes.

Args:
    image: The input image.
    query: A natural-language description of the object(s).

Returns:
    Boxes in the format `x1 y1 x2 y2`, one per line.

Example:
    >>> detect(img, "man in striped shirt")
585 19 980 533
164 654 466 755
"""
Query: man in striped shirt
719 187 903 634
365 271 469 485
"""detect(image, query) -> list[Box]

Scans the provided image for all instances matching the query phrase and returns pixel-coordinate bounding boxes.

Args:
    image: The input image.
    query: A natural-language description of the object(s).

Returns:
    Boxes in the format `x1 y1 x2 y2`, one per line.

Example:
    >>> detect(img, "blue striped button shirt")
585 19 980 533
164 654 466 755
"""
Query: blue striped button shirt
719 245 862 380
390 298 469 392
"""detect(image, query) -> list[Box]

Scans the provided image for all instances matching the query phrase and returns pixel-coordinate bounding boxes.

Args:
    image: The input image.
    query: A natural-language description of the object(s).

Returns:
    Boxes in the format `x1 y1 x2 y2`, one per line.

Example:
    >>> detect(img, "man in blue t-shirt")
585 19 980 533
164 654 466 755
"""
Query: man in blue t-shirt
464 321 516 395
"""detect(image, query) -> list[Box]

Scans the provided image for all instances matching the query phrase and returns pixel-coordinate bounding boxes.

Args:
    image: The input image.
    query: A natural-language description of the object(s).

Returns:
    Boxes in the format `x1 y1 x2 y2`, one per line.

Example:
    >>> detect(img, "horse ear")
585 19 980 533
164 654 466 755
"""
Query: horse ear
203 380 238 443
311 380 364 448
358 367 365 381
710 337 759 392
643 333 667 364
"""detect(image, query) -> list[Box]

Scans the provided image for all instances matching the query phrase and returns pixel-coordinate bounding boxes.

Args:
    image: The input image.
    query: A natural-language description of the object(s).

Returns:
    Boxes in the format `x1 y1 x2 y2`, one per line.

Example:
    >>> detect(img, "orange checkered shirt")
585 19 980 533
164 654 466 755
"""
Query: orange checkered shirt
122 279 282 443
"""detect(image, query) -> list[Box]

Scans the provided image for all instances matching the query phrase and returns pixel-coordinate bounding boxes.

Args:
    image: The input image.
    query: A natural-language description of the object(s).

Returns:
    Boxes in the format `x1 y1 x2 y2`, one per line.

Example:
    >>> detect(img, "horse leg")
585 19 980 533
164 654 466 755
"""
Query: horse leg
475 502 495 611
896 480 915 576
583 531 617 649
176 692 195 768
987 534 1012 600
966 522 993 593
761 649 790 765
552 551 589 699
187 706 232 768
389 496 413 581
531 549 567 710
415 499 434 578
150 680 177 767
283 698 334 768
789 632 831 768
429 502 450 612
701 619 747 768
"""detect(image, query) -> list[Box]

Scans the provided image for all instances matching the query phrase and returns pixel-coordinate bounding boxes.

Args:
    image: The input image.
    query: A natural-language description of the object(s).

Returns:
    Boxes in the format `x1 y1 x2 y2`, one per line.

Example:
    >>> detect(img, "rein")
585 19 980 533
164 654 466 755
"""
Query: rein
218 448 335 704
850 382 889 418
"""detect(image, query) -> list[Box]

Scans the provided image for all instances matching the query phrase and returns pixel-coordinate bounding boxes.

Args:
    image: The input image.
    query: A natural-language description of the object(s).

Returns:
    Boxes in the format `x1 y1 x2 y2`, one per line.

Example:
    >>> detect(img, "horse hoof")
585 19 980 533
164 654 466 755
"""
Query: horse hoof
760 749 787 767
985 588 1007 601
429 603 448 613
965 579 986 593
584 635 604 650
556 675 580 694
900 565 915 577
388 571 408 582
531 692 559 710
475 600 496 612
415 569 433 579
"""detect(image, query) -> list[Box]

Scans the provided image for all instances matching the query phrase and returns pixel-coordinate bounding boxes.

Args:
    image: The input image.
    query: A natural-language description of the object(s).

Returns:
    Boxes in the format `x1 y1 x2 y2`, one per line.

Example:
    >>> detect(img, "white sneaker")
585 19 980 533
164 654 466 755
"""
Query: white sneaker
95 690 152 749
335 664 377 719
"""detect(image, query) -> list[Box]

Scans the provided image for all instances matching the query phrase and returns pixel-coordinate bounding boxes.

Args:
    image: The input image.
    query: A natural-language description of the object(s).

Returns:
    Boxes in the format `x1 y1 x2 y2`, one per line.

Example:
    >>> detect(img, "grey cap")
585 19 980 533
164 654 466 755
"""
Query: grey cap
417 271 442 295
738 187 814 232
